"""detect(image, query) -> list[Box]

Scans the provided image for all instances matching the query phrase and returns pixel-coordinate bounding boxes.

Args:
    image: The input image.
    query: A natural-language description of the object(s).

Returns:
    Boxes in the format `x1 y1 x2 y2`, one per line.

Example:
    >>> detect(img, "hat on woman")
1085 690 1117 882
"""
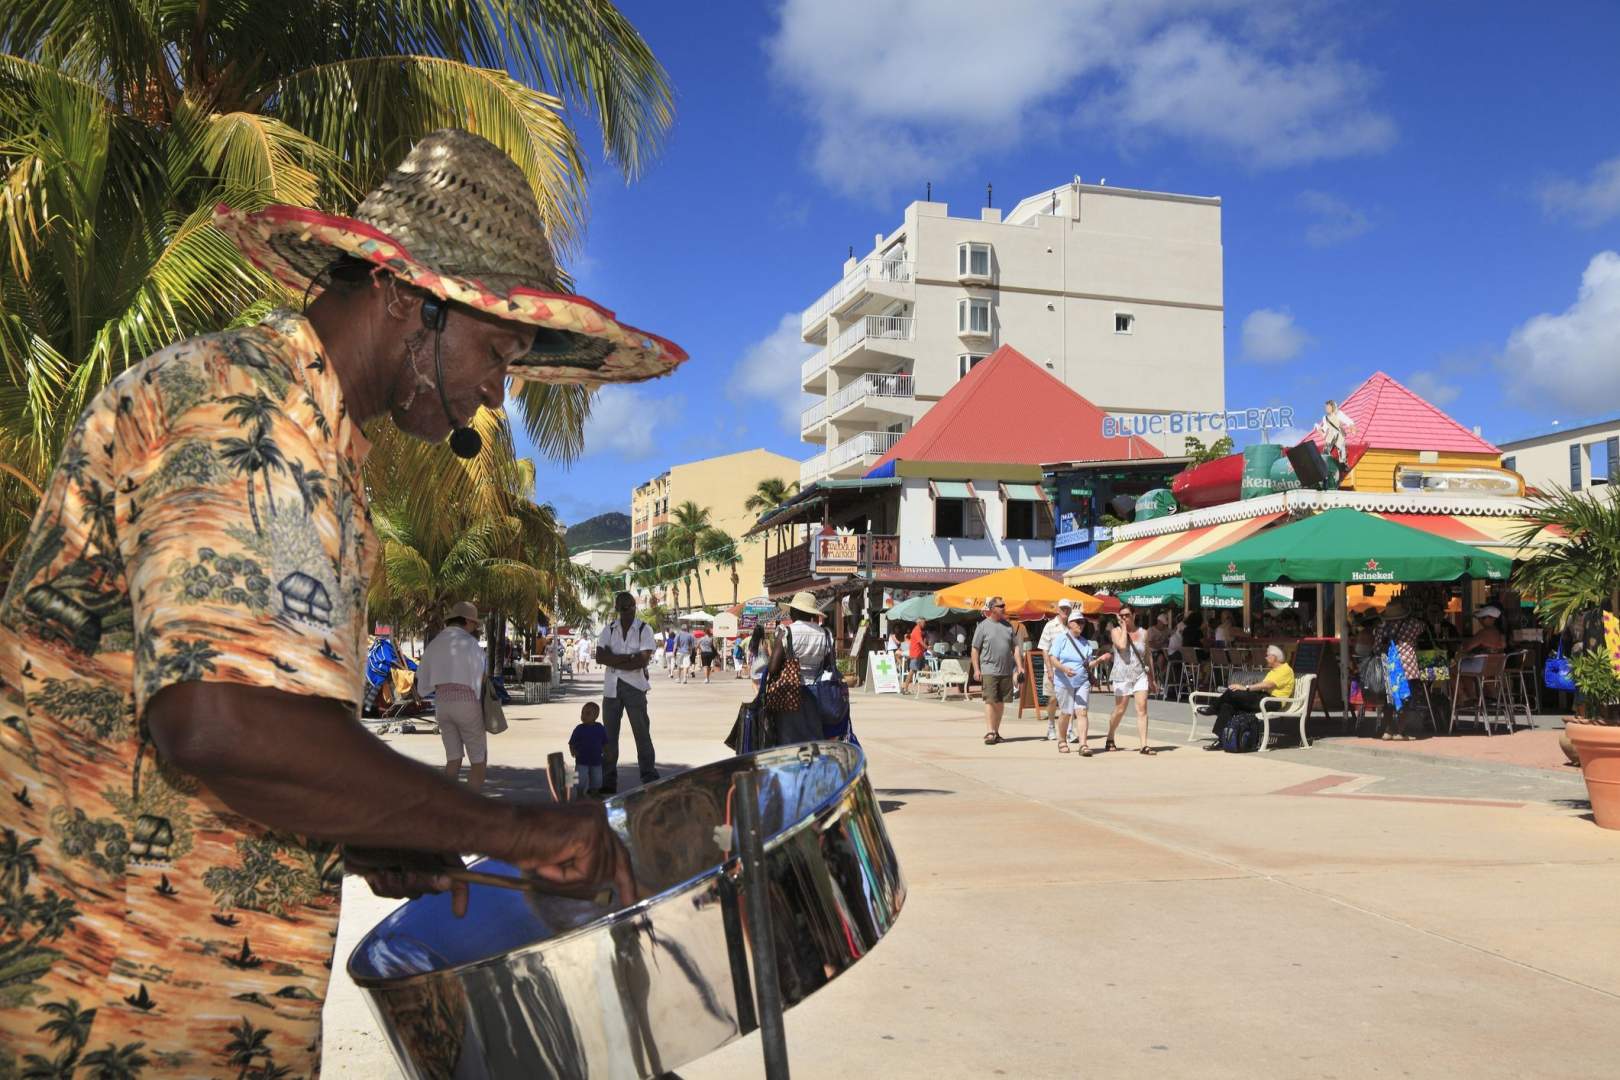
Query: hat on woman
1381 600 1409 620
1474 604 1502 619
780 591 821 619
448 600 480 625
214 128 685 386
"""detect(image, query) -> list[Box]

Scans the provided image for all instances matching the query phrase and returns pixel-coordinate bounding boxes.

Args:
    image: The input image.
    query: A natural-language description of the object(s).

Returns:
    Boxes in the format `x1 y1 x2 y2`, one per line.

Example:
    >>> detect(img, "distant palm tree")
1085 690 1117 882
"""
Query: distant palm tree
23 889 79 949
19 1047 80 1079
1 829 42 892
36 998 97 1050
225 1016 272 1075
744 477 798 515
1512 487 1620 629
287 462 328 516
79 1040 150 1080
219 429 287 534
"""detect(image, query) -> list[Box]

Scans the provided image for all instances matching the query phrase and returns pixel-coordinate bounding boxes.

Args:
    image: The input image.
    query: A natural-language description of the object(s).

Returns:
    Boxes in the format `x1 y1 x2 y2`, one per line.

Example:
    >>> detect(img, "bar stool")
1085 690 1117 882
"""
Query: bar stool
1208 646 1232 688
1450 653 1512 735
1502 649 1537 729
1159 649 1182 700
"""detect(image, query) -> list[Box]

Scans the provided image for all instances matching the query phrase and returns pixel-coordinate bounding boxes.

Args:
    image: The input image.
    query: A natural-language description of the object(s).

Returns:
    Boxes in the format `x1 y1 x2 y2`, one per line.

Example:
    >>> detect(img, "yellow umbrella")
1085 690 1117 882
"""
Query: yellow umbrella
936 567 1103 617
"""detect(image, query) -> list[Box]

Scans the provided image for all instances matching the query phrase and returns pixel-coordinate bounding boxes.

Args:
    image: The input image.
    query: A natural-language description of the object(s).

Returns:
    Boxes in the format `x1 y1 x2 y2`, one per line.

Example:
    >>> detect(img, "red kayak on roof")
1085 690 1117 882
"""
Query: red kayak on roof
1171 452 1244 509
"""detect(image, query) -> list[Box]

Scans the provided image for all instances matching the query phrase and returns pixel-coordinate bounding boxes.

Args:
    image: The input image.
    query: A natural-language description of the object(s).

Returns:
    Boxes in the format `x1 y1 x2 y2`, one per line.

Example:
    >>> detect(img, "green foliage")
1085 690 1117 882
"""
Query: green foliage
1183 435 1235 466
1572 649 1620 709
1511 487 1620 631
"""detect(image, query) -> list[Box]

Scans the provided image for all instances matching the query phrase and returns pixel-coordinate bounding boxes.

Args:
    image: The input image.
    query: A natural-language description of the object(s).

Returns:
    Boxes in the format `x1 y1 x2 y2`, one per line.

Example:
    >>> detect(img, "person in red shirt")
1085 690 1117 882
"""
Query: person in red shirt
905 621 927 694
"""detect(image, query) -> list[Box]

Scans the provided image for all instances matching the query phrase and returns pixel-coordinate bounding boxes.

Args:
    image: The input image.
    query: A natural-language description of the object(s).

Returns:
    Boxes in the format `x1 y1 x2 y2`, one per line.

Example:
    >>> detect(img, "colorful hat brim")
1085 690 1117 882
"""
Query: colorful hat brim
214 204 686 386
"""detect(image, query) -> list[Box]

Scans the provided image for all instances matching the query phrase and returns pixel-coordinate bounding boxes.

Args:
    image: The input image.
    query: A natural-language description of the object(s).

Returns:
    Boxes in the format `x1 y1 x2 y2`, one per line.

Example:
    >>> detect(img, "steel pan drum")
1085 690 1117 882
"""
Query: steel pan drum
349 742 905 1079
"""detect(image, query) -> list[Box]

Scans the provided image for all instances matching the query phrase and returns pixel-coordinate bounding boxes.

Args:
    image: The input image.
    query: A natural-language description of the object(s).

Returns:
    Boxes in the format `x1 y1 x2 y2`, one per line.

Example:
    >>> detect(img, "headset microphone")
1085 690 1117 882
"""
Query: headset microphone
423 296 482 459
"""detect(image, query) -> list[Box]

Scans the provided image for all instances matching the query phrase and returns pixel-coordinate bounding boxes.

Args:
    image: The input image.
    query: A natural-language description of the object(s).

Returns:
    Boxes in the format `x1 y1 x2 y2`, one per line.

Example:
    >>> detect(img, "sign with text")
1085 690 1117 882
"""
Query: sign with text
868 651 901 694
1103 407 1296 439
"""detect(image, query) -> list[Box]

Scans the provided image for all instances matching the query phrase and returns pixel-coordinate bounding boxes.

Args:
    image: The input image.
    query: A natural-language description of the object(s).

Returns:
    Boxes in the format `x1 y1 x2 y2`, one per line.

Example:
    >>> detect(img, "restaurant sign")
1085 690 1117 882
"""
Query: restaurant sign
814 534 901 574
1103 406 1296 439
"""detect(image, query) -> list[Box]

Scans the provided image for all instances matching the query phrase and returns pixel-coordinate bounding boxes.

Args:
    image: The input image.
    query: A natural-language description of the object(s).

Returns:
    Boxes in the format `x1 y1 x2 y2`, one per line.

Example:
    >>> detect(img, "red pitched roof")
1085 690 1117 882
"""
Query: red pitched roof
870 346 1160 471
1306 371 1498 456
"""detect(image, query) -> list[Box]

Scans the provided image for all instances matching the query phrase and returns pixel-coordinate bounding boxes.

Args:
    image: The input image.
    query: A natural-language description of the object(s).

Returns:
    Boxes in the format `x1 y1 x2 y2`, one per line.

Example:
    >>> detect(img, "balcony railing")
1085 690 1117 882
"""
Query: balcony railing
800 451 829 486
801 344 829 384
801 257 914 334
827 429 904 471
831 314 912 363
826 372 914 418
764 533 902 586
800 398 828 432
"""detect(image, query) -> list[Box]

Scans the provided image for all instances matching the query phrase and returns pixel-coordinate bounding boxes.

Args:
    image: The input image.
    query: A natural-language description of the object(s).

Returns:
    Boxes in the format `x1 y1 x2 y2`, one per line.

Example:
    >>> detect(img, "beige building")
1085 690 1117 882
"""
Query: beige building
1497 417 1620 493
798 178 1225 484
630 448 799 611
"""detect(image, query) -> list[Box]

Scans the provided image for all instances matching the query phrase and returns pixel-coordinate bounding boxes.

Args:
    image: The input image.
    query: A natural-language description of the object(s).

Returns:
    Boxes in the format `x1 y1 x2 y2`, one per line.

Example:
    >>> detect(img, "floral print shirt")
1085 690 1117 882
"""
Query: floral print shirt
0 311 375 1077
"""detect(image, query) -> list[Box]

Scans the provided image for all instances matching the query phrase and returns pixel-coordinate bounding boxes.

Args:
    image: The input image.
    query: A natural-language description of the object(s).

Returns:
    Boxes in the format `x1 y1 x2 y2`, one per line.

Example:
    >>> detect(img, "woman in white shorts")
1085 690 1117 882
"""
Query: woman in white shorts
415 600 490 790
1106 604 1157 755
1048 612 1100 756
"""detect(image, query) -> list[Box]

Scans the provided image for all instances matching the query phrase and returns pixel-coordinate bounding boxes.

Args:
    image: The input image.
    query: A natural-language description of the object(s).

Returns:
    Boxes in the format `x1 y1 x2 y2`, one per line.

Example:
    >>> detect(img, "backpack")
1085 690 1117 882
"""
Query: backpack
1221 713 1262 753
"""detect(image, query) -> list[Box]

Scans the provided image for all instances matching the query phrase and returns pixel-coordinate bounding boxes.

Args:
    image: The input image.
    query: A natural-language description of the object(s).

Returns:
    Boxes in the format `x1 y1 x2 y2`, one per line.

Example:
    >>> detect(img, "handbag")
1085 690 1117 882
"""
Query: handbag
1359 652 1387 696
1544 643 1577 693
805 628 855 743
480 677 508 735
763 630 803 712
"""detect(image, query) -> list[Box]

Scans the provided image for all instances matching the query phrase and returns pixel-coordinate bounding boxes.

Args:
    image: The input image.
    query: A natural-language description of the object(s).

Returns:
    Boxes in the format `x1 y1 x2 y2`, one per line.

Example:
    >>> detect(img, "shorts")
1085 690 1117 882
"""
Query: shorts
981 672 1017 704
436 694 488 764
1112 673 1150 697
907 657 926 673
1054 683 1090 715
678 654 693 669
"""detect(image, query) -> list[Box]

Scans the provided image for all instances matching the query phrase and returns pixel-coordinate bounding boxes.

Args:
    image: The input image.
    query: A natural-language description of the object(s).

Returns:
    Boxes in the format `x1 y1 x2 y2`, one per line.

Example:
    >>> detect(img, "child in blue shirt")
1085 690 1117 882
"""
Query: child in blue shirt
569 702 609 797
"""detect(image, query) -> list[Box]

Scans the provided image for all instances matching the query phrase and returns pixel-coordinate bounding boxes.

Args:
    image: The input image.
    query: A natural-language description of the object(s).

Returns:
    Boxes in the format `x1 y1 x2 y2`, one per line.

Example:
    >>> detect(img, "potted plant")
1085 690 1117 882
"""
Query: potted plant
1511 488 1620 828
837 656 859 687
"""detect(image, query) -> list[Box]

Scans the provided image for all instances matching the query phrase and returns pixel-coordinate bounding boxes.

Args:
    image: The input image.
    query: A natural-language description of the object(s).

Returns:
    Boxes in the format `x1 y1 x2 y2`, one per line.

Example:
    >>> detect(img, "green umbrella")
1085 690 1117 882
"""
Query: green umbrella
1119 576 1292 609
1182 508 1512 586
885 595 961 623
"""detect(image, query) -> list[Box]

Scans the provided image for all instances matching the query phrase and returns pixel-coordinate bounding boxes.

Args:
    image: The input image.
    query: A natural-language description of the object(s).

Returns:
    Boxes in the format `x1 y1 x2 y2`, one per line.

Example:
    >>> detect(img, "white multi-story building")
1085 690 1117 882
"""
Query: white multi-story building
1497 416 1620 494
798 179 1225 485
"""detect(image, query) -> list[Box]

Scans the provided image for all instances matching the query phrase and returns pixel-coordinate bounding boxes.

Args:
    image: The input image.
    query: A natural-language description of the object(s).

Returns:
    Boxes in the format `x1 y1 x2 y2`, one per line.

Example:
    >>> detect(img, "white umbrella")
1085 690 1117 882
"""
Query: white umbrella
680 611 714 623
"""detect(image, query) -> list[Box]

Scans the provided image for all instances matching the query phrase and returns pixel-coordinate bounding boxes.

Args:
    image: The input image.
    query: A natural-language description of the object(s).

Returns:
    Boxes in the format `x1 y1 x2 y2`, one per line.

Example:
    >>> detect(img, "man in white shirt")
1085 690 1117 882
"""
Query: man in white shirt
1038 599 1075 742
595 591 658 794
1315 398 1356 464
415 601 491 792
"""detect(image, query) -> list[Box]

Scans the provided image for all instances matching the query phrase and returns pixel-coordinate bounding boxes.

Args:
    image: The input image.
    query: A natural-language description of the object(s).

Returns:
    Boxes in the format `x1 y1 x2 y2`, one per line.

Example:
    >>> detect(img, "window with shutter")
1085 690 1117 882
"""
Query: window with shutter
1570 443 1583 489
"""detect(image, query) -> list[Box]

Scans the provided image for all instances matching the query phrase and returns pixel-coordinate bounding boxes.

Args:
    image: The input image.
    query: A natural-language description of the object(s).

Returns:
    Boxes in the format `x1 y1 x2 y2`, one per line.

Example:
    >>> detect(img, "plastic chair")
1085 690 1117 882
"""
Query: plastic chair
1208 646 1232 687
1176 647 1205 699
1449 653 1512 735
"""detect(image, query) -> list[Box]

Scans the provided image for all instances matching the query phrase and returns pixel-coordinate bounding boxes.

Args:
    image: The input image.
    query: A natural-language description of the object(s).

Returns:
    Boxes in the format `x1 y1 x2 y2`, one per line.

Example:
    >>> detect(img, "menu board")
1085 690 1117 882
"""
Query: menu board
1019 650 1051 716
1291 637 1343 714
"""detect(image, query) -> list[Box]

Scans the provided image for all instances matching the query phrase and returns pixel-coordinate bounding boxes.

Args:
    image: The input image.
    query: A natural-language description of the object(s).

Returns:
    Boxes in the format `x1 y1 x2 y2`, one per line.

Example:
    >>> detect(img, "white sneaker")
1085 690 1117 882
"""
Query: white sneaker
1068 729 1082 744
1045 720 1057 741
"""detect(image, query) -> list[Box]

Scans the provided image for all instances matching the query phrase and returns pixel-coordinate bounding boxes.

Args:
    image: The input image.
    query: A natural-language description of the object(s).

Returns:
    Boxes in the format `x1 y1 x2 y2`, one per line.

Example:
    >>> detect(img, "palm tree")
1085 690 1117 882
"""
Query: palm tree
287 462 328 516
24 890 79 949
80 1040 150 1079
1511 487 1620 630
667 502 718 608
744 477 798 515
219 429 287 534
0 829 42 892
19 1047 79 1079
702 529 742 605
35 998 96 1051
1 0 674 557
224 1017 271 1075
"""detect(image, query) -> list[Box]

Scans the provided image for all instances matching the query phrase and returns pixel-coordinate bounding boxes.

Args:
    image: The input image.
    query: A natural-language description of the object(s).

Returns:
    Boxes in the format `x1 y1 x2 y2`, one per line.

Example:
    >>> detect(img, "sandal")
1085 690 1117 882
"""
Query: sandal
1138 746 1158 755
1058 742 1070 754
1104 737 1118 752
1079 745 1093 757
983 732 997 745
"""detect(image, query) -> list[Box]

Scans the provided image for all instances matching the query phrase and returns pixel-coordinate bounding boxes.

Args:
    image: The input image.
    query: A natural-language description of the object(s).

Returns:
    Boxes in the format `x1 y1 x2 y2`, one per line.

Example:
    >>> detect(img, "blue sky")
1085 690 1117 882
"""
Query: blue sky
518 1 1620 525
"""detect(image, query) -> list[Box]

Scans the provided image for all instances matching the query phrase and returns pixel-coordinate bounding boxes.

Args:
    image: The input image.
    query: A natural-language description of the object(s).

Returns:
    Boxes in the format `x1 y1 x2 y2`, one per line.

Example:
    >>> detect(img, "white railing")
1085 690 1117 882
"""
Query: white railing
800 452 829 486
826 373 914 417
801 258 914 334
828 314 913 366
827 429 904 471
800 398 828 431
801 344 829 383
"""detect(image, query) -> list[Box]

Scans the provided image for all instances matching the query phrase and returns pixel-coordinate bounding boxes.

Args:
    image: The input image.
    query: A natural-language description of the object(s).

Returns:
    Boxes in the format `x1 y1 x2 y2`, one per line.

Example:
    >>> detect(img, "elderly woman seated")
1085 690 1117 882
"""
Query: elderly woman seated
1197 644 1297 748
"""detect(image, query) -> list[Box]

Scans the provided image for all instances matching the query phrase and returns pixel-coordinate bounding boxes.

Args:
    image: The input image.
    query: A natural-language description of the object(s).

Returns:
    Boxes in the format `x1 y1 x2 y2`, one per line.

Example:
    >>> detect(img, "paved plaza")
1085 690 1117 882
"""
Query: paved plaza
324 673 1619 1079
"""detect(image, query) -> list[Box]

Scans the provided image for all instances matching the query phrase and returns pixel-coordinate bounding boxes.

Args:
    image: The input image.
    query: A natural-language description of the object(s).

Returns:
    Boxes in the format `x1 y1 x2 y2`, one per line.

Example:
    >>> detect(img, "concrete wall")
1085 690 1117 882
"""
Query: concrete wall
1498 421 1620 492
659 448 800 608
896 478 1053 571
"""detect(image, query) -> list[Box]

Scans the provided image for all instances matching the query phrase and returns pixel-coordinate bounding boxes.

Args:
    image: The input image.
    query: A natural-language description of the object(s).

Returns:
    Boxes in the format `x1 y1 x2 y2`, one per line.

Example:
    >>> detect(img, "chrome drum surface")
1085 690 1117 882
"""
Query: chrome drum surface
348 742 905 1079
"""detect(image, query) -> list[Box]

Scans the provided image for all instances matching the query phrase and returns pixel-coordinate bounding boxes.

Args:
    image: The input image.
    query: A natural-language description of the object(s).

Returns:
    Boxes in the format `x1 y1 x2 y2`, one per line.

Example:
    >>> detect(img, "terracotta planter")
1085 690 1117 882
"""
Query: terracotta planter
1567 722 1620 829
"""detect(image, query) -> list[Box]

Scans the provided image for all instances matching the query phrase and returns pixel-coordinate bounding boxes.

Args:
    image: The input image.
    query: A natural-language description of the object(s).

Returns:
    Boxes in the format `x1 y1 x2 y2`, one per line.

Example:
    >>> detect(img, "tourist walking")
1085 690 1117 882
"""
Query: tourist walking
1106 604 1157 754
763 593 833 744
417 601 491 792
1040 599 1075 741
905 620 927 694
1049 612 1099 755
569 702 608 797
672 625 695 684
699 629 719 683
972 597 1019 745
0 129 644 1070
1198 644 1296 748
663 627 677 676
595 591 659 793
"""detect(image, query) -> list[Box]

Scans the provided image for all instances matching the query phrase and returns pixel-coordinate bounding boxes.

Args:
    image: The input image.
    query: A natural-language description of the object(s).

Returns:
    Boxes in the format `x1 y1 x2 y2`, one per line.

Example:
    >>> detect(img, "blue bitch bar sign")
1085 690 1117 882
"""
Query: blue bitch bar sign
1103 407 1296 439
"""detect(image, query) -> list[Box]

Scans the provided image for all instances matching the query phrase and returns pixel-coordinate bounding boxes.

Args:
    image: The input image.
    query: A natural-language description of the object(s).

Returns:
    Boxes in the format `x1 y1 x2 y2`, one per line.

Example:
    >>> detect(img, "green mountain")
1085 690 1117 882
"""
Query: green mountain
566 512 632 553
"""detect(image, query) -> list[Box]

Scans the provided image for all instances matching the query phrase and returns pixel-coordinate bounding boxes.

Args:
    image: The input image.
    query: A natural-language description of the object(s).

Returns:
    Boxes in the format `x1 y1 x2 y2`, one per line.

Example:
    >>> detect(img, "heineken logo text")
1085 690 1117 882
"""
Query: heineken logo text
1352 558 1394 582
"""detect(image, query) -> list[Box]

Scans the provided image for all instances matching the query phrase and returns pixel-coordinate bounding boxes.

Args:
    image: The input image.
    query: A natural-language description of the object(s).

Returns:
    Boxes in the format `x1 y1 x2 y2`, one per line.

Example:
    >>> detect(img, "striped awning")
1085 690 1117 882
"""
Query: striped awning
1375 514 1565 559
1064 513 1285 587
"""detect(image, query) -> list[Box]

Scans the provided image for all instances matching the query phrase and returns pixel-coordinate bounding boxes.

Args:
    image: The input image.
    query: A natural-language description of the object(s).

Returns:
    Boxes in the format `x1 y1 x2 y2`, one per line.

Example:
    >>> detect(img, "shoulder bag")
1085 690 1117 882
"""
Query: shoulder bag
1544 643 1577 693
806 626 855 743
480 676 508 735
763 629 803 712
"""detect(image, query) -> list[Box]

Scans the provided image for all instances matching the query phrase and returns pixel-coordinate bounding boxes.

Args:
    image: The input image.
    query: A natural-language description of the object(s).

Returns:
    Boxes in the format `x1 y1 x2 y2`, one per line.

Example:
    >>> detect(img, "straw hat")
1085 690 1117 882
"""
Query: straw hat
448 600 479 625
214 129 686 385
780 591 821 618
1381 600 1409 620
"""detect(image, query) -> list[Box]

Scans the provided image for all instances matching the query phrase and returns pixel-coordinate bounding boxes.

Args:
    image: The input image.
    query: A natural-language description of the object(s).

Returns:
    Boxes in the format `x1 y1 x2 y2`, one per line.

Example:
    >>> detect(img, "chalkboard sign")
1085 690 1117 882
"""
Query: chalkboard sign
1292 639 1327 677
1019 650 1051 717
1289 636 1343 716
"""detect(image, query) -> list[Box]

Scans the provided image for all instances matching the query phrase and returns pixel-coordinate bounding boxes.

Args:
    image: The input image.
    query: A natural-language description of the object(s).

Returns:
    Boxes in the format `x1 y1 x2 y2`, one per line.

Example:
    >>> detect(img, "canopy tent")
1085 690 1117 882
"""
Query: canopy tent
884 595 975 624
935 566 1103 618
1119 576 1293 609
678 611 714 623
1182 509 1513 720
1181 509 1512 587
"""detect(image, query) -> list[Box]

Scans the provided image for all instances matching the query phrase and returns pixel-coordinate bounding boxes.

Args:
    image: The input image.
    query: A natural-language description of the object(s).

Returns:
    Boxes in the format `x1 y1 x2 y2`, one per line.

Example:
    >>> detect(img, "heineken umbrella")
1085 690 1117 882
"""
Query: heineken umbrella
1119 576 1294 609
1182 509 1512 586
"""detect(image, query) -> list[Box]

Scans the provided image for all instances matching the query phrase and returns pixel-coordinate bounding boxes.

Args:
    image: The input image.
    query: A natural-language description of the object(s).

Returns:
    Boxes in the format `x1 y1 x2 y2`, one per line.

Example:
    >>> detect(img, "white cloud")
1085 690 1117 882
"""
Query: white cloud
1264 425 1311 445
1240 308 1311 363
728 313 817 431
1539 156 1620 227
1502 251 1620 412
1296 189 1370 246
767 1 1395 198
581 385 687 460
1403 370 1459 406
